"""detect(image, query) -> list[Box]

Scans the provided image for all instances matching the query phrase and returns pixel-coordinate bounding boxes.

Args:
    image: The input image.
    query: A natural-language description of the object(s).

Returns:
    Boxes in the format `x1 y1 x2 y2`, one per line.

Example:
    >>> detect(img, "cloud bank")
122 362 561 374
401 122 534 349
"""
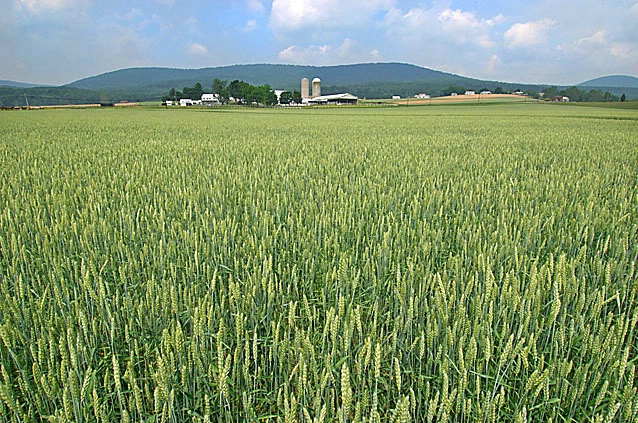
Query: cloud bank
1 0 636 85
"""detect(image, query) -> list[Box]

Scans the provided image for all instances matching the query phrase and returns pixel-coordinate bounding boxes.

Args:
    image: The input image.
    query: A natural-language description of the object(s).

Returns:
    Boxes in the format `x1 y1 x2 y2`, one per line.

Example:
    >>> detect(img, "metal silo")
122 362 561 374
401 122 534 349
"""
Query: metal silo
312 77 321 98
301 78 310 99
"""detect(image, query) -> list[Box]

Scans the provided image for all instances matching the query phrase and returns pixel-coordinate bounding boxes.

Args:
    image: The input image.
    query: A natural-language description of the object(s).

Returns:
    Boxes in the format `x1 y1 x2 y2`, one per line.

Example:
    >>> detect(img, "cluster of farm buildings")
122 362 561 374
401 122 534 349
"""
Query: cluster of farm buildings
168 78 359 107
168 78 571 107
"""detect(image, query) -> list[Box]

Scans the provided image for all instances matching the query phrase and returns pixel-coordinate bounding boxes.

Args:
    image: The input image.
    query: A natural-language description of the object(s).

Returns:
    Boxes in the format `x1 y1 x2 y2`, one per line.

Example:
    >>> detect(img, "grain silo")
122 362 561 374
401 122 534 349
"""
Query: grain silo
312 77 321 98
301 78 310 99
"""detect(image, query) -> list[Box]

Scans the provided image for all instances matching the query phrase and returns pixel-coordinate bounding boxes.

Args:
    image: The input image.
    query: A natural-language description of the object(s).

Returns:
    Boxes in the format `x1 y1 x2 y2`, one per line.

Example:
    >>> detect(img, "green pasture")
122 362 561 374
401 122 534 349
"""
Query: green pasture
1 104 637 422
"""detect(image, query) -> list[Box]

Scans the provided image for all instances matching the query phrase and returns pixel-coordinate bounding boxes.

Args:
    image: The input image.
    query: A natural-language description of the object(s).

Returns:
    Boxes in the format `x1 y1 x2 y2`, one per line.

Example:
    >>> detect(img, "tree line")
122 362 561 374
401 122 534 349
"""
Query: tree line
163 79 303 106
539 86 624 102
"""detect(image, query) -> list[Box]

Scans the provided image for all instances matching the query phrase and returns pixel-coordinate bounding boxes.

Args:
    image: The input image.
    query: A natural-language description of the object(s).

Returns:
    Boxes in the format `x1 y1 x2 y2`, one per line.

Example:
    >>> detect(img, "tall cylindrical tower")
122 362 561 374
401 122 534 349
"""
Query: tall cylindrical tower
301 78 310 99
312 77 321 98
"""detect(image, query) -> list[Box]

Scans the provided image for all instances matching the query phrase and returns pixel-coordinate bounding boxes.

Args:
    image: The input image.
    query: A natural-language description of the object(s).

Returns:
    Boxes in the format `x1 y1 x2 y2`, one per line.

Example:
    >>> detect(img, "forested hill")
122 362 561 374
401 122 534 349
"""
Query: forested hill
63 62 546 101
578 75 638 88
2 63 637 106
68 63 466 91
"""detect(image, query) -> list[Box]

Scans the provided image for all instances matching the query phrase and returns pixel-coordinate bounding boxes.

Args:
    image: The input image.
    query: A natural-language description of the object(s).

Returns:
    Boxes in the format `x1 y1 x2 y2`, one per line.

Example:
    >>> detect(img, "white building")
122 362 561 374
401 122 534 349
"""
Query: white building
201 94 220 105
312 78 321 98
180 99 202 106
414 93 430 99
305 93 358 105
464 91 476 96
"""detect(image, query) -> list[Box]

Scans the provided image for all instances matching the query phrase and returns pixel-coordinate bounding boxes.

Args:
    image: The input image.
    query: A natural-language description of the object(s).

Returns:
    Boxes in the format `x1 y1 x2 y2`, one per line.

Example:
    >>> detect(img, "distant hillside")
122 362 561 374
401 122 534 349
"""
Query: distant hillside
578 75 638 88
0 80 44 88
66 63 547 100
3 64 637 106
68 63 461 91
0 86 102 107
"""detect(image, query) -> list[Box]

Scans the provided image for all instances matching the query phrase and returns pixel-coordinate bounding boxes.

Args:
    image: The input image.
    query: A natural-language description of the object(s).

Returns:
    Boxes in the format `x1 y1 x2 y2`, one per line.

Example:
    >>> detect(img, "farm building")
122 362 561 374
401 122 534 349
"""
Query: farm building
415 93 430 99
201 94 220 105
464 91 476 96
552 96 570 102
179 99 201 106
301 78 310 99
305 93 358 105
299 77 357 105
312 78 321 98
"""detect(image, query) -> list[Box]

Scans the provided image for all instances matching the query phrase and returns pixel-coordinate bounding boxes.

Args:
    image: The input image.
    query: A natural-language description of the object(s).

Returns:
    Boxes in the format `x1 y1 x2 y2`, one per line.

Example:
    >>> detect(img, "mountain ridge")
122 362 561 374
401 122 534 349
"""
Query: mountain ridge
578 75 638 88
0 80 46 88
2 63 637 105
67 63 473 91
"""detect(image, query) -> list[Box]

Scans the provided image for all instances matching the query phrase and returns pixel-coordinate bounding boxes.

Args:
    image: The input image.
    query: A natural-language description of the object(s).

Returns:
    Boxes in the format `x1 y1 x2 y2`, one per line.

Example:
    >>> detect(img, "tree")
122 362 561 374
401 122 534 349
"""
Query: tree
279 91 292 105
192 82 203 100
527 90 539 99
292 90 302 105
564 87 579 101
254 84 277 106
442 86 465 96
494 86 504 94
587 89 605 102
621 93 626 102
543 86 560 99
212 78 228 103
228 80 250 103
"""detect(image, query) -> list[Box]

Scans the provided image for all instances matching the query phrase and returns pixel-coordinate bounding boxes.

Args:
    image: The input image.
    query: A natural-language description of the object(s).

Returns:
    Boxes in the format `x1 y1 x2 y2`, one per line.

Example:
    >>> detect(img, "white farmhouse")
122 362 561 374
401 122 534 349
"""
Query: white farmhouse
201 94 220 106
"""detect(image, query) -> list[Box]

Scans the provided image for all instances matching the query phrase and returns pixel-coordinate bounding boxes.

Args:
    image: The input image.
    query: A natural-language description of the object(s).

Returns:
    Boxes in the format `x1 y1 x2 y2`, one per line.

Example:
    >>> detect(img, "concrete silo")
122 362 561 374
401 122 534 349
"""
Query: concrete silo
301 78 310 99
312 77 321 98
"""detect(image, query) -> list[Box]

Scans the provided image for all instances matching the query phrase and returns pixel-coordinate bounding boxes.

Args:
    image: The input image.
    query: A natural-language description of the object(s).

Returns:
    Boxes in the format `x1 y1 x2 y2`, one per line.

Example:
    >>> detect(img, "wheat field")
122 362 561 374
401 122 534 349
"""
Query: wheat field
0 104 637 422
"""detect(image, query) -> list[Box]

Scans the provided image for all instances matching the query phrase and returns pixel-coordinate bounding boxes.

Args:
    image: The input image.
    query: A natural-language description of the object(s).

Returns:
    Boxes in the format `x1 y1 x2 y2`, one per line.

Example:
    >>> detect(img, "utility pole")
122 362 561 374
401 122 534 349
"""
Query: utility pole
24 93 30 108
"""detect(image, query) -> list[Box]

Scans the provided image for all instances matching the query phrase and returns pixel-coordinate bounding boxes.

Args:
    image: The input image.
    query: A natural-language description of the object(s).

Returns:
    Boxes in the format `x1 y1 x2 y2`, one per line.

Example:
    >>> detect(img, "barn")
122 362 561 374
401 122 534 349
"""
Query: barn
305 93 358 105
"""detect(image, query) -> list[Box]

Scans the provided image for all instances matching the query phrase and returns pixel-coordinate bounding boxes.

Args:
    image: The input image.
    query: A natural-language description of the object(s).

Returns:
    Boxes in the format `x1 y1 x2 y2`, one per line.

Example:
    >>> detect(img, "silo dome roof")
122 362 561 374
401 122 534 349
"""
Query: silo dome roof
312 77 321 83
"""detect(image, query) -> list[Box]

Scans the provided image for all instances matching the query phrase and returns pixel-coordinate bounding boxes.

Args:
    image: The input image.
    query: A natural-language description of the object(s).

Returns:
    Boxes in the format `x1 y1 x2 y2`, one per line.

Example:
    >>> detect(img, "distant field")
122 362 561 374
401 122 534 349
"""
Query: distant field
1 105 637 422
561 100 638 110
390 93 532 105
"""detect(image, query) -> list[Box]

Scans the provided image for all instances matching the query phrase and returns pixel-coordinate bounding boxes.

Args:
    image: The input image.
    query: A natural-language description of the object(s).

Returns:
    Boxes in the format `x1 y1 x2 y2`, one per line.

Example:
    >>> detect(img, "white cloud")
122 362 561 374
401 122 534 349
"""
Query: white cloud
270 0 393 33
19 0 84 13
248 0 265 13
383 6 501 49
278 38 376 65
278 44 331 63
610 42 636 60
486 54 499 73
122 8 143 21
243 19 258 32
188 43 208 56
577 30 607 45
437 8 500 47
504 19 555 48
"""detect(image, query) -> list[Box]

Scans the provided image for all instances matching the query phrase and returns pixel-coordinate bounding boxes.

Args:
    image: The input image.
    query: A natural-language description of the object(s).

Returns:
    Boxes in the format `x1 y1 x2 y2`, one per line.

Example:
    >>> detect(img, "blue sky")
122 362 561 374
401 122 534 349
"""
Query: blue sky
2 0 637 85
